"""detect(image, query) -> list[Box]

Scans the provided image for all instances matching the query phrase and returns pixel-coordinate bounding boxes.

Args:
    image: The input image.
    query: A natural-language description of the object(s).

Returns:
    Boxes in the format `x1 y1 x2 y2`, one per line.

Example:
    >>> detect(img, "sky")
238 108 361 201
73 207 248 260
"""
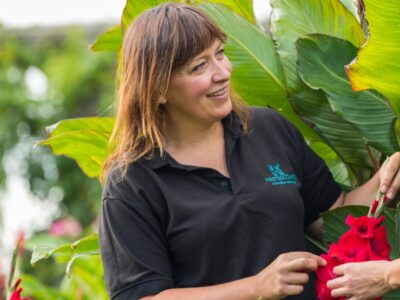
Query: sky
0 0 268 28
0 0 126 27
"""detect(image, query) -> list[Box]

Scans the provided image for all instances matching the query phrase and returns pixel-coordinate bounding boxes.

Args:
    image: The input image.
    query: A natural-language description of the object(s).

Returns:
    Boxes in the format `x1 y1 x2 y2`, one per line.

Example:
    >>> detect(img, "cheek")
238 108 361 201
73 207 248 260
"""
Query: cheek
224 59 233 75
186 77 212 96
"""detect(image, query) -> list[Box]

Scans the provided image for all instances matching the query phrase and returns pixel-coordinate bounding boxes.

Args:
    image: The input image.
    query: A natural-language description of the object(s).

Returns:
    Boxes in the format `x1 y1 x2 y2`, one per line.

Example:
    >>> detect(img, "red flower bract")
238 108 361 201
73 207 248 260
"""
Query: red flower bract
331 229 369 263
369 226 391 260
345 215 384 238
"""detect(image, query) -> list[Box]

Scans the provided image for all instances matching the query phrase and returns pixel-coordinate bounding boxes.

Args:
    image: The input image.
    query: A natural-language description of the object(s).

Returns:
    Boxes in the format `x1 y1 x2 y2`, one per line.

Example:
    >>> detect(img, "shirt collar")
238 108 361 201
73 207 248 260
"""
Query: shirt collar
142 111 243 170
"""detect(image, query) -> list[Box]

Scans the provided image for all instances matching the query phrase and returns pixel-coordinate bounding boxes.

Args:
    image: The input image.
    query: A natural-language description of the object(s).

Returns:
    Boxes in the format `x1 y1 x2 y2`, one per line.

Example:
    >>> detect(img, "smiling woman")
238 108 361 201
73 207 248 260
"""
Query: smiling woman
99 4 336 300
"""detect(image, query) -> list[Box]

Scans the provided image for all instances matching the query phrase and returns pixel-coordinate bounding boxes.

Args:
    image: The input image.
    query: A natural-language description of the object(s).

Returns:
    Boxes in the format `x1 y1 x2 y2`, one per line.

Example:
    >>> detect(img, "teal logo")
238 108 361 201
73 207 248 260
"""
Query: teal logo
265 164 297 186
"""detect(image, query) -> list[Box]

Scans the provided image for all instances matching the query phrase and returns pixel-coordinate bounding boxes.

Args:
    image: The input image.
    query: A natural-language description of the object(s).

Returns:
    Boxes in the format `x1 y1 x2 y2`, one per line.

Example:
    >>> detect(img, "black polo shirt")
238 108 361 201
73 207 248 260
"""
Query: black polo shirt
99 106 341 300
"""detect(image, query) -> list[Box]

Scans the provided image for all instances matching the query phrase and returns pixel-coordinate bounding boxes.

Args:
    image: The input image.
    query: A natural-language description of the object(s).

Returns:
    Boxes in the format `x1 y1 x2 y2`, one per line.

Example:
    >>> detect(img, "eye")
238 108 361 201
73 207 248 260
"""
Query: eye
192 61 207 73
216 48 225 59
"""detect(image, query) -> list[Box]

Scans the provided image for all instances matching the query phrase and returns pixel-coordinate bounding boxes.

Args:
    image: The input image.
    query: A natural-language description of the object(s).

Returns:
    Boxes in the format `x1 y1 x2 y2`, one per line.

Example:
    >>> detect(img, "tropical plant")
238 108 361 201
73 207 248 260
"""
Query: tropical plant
33 0 400 298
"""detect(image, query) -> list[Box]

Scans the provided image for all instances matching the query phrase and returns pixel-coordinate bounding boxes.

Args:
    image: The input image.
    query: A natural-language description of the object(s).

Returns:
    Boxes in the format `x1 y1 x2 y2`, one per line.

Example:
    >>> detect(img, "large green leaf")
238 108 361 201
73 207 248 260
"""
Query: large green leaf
291 88 372 173
298 34 398 154
90 25 123 52
309 141 351 188
121 0 169 30
199 3 320 142
346 0 400 114
39 117 114 178
270 0 365 91
201 0 255 23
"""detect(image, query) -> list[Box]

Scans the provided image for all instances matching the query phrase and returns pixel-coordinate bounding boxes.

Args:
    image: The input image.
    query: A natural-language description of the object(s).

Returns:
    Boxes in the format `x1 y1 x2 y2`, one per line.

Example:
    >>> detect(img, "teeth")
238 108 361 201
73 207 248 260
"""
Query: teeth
208 87 226 97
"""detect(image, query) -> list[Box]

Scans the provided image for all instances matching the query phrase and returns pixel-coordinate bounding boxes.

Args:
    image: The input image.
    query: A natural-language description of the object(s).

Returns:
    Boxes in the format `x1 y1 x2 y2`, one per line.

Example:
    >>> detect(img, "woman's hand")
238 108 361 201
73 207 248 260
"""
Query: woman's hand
379 153 400 200
327 260 393 299
254 252 326 300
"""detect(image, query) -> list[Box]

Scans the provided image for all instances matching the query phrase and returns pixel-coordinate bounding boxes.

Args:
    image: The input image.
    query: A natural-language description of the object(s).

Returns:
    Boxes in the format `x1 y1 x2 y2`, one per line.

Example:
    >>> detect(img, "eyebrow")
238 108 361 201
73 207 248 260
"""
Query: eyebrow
192 42 224 62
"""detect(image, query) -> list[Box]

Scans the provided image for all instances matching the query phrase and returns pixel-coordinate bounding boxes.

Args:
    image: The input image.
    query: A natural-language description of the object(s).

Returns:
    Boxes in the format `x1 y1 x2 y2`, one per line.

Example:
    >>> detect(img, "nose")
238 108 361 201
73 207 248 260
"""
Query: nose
212 59 231 82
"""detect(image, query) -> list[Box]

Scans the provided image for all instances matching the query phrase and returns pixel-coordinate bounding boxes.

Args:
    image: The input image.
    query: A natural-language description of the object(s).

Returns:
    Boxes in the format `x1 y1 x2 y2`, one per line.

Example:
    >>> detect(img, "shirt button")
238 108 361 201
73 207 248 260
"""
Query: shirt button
220 180 230 190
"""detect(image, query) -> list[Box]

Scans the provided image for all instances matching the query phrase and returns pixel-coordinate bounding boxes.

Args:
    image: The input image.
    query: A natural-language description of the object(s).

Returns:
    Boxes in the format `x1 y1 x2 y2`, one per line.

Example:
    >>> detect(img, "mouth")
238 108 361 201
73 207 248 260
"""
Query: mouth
206 84 229 98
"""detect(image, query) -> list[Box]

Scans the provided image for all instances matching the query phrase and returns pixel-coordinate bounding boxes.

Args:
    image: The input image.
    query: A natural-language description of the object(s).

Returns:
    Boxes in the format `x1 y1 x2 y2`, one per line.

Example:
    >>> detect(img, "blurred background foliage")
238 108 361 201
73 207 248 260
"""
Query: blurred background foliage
0 23 116 297
0 24 115 223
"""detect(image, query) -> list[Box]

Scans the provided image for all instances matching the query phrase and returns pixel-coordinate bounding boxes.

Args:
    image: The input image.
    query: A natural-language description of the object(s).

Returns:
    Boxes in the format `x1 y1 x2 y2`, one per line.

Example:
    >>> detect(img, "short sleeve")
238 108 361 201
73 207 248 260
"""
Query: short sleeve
99 173 173 299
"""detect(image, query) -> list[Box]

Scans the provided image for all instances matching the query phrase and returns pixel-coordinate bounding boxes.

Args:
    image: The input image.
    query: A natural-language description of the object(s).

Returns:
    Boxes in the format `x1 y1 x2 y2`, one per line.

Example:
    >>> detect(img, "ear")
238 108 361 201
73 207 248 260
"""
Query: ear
158 95 167 104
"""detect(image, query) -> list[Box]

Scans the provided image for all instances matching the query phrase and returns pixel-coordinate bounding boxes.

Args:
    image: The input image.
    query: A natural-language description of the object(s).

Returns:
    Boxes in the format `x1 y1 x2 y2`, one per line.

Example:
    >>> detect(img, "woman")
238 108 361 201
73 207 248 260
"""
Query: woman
99 3 400 300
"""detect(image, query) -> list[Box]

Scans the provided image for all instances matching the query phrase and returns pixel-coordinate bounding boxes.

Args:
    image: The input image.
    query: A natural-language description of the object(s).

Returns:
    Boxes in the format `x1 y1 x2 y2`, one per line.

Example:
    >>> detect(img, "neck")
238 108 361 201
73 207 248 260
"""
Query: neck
165 117 224 151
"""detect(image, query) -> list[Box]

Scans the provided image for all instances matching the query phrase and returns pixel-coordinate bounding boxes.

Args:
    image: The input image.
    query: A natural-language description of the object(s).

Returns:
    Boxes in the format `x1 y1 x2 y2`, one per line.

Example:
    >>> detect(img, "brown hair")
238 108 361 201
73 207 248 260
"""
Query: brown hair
101 2 250 181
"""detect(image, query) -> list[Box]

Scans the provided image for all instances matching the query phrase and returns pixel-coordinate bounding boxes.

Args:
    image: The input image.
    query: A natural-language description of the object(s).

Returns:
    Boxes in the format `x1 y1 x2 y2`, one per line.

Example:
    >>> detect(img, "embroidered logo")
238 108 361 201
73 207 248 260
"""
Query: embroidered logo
265 164 297 186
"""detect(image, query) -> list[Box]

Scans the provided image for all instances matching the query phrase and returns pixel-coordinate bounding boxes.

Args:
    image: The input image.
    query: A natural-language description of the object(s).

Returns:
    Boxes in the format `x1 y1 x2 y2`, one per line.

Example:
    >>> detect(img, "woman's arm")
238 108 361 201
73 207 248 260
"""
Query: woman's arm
308 153 400 237
335 153 400 209
140 252 326 300
325 259 400 299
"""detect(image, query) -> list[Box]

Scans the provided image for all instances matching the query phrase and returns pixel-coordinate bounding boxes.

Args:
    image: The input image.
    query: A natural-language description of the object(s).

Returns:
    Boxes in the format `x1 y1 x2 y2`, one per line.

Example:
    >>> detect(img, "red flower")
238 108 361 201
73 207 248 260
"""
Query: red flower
345 215 384 238
9 279 30 300
316 215 391 300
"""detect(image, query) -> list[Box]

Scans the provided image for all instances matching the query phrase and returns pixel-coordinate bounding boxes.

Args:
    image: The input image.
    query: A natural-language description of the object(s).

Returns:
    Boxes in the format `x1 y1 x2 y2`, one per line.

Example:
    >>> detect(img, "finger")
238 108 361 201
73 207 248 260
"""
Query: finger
332 263 350 276
385 169 400 200
287 252 326 265
284 272 309 285
331 287 350 298
286 257 319 272
280 251 321 259
380 155 400 194
326 276 347 289
282 284 304 296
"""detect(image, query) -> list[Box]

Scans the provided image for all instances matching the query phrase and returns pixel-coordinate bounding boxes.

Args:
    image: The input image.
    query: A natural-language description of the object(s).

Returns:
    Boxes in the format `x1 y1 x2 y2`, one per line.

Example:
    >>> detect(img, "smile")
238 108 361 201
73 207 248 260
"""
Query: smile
206 85 228 98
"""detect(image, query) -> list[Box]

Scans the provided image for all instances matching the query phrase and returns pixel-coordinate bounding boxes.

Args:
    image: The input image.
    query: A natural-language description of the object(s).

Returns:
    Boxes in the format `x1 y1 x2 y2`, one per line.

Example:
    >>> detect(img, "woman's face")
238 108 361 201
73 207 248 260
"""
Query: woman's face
163 40 232 128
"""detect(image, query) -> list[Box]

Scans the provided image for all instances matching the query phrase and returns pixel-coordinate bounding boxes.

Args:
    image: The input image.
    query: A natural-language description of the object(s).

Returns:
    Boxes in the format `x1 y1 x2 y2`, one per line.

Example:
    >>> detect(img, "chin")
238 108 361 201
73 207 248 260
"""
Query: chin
215 98 233 120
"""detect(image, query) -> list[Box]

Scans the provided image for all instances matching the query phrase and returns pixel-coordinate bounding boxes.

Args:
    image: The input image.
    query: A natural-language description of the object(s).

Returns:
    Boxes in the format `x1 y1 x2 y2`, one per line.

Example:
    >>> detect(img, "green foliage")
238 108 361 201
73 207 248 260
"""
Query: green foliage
24 235 104 300
297 34 398 155
31 235 99 267
21 255 107 300
270 0 365 92
91 25 122 52
0 25 116 224
198 0 255 22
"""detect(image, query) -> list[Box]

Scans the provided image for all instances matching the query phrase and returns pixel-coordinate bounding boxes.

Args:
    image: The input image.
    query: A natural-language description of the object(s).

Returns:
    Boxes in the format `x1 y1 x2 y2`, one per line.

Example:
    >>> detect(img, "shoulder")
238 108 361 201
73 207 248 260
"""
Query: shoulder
102 160 154 202
249 106 300 140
